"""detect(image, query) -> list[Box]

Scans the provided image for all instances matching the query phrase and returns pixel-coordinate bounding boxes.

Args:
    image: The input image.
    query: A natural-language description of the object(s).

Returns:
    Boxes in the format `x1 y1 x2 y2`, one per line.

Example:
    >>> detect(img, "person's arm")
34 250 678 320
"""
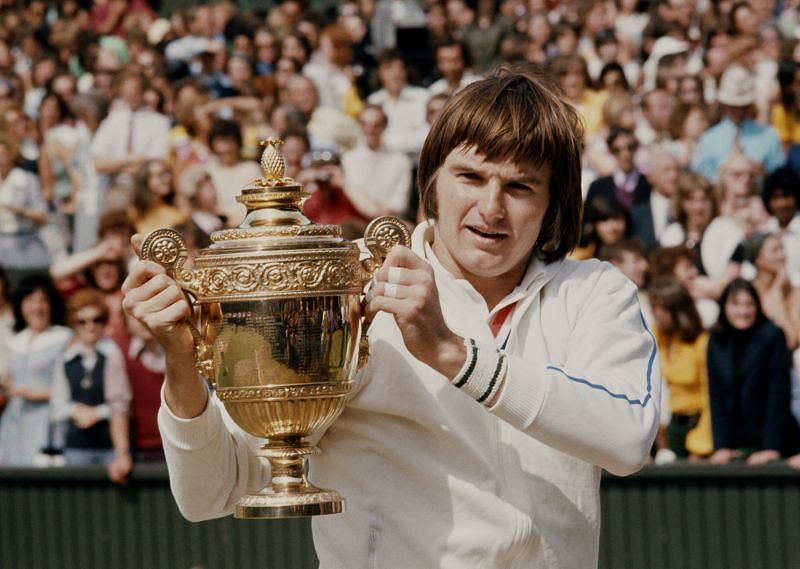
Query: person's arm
50 356 74 422
759 326 791 455
122 235 268 520
49 237 125 281
367 248 660 476
107 414 132 483
93 153 145 175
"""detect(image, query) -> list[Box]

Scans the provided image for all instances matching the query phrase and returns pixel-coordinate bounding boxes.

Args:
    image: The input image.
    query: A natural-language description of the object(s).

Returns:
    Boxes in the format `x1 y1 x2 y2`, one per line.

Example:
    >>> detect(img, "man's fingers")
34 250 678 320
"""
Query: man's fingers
121 260 168 294
131 233 143 257
130 286 189 322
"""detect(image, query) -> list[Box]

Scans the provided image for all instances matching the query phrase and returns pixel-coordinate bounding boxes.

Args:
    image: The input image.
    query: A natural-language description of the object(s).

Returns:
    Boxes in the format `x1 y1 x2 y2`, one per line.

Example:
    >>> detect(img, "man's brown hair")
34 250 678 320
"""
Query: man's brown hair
417 63 584 263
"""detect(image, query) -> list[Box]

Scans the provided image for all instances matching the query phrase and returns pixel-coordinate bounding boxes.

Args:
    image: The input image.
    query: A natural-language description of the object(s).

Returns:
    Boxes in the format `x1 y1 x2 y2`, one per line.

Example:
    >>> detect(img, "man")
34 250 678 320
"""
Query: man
585 128 651 213
428 39 481 97
122 66 659 568
341 105 414 220
634 88 675 146
692 65 784 183
632 145 680 250
366 49 429 159
90 71 170 206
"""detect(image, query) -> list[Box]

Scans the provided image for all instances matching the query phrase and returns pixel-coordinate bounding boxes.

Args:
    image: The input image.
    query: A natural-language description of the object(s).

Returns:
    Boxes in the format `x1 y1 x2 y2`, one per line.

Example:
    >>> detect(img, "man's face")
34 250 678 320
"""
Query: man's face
768 189 798 228
377 59 406 94
287 78 318 115
610 134 636 173
431 145 551 291
644 91 674 130
651 153 681 198
359 107 386 148
437 45 465 82
613 251 648 289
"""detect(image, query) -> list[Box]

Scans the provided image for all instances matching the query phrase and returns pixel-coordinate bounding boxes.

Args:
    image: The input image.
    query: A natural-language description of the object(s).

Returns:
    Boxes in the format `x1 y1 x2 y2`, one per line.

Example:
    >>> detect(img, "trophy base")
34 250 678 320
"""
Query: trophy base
234 487 345 519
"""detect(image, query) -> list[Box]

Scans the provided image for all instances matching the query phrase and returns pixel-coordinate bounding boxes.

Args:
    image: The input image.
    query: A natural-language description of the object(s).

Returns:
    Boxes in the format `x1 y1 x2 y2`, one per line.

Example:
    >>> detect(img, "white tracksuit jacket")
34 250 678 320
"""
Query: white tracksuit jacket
159 221 661 569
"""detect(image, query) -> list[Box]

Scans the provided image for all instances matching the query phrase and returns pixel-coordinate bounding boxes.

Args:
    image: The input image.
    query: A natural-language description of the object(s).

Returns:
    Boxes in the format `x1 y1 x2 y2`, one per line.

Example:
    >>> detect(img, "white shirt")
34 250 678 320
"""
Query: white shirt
205 159 262 227
427 70 481 97
341 144 413 215
764 213 800 285
90 103 170 163
367 86 429 157
650 191 672 242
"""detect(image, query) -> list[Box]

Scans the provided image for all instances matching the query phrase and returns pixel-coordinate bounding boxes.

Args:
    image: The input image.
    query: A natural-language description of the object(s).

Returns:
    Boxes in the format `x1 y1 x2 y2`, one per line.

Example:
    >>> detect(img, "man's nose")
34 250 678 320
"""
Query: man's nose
479 180 505 220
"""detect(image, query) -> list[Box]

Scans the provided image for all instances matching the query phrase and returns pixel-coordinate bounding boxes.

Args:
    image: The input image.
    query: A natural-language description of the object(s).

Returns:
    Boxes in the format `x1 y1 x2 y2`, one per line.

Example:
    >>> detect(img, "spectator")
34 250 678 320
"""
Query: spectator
773 60 800 150
572 195 631 260
90 70 171 209
666 103 711 167
178 165 225 235
0 276 70 466
122 312 166 463
128 159 189 236
341 104 413 220
660 171 742 300
429 38 481 96
585 127 651 212
204 118 261 227
550 53 607 137
648 277 712 461
50 288 132 481
303 24 363 116
707 279 799 465
0 132 51 289
692 65 784 183
367 50 429 159
744 233 800 351
602 237 653 325
0 266 13 378
717 150 771 238
761 166 800 283
631 145 680 251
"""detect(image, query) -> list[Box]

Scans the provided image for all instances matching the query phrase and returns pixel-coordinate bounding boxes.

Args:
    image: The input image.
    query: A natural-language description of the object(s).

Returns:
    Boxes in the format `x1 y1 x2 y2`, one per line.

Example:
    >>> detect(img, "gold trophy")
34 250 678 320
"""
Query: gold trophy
139 139 410 519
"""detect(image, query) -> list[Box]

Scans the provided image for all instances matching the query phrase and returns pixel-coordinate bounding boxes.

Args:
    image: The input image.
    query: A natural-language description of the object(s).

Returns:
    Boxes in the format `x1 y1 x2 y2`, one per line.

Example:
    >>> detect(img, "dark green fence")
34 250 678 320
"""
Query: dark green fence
1 464 799 569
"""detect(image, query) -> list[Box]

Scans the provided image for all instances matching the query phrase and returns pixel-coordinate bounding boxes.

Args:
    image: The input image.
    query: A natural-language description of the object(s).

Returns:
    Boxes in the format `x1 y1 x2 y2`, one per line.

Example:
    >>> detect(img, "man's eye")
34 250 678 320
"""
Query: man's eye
458 172 480 181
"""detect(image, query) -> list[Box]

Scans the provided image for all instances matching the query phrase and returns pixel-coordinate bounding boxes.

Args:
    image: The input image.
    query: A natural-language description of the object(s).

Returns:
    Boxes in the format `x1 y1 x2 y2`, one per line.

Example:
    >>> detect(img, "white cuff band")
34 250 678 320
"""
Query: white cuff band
452 338 507 405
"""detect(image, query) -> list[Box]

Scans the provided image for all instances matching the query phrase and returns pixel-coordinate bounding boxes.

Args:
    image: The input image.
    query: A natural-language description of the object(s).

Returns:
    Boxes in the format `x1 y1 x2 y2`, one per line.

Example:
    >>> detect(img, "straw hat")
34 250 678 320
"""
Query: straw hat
717 65 755 107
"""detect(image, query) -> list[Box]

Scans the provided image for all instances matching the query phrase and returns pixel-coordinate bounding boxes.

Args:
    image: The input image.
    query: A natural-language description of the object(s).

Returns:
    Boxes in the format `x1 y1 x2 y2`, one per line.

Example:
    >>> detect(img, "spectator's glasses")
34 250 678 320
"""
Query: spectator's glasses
76 316 107 327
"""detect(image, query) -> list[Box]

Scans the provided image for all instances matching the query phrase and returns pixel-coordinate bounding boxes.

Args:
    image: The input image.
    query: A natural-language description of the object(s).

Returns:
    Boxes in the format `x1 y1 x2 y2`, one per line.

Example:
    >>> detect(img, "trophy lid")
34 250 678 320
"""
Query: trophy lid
206 138 347 251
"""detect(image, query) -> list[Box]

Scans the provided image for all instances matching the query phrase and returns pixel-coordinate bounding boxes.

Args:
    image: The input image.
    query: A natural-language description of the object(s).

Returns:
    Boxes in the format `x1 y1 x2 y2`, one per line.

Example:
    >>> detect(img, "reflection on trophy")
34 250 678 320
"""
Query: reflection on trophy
139 139 410 519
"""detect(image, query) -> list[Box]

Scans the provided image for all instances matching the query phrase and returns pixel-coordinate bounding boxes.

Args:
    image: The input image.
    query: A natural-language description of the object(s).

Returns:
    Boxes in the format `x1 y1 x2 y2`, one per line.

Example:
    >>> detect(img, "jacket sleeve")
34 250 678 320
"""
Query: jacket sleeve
489 266 660 476
706 334 733 449
158 388 270 522
761 326 791 452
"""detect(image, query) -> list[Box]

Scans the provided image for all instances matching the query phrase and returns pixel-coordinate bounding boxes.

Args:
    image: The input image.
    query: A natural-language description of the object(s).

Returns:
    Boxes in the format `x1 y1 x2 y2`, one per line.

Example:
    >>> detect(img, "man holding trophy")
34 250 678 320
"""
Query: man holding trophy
122 65 659 568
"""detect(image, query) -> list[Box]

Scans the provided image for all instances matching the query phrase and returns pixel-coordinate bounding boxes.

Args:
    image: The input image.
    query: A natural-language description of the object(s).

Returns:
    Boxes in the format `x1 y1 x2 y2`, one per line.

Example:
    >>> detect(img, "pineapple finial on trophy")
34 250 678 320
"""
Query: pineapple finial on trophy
259 138 288 185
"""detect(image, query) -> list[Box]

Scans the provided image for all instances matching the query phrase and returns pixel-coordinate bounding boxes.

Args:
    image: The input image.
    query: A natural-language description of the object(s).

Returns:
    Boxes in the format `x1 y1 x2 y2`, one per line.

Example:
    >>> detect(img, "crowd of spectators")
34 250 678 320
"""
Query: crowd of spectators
1 0 800 478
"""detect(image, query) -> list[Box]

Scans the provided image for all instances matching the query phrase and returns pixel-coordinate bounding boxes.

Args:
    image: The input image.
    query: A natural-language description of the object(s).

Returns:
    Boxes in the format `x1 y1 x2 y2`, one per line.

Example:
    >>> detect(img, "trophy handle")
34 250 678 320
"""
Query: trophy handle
357 217 412 368
139 229 215 380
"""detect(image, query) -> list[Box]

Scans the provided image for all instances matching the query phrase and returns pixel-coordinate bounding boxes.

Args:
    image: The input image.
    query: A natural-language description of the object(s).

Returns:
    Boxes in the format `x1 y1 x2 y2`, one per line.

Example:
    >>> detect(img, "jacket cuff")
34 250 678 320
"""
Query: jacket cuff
488 355 551 429
158 384 219 451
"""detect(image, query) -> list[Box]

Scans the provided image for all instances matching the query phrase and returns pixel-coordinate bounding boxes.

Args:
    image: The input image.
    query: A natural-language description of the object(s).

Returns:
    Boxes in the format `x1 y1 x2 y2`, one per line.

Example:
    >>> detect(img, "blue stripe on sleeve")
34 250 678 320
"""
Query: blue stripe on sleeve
545 312 657 407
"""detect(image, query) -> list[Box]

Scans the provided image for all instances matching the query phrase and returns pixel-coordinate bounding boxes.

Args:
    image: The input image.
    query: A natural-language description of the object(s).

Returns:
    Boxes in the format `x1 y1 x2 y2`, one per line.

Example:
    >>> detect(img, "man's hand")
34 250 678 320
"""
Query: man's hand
746 449 780 466
107 450 133 484
121 235 195 356
709 448 739 465
365 246 466 379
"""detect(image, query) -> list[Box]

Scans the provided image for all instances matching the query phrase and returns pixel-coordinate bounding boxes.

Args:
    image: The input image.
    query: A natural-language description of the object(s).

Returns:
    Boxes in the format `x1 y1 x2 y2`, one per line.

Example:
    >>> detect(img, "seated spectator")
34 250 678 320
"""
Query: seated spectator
0 132 51 289
549 54 607 137
572 195 631 260
744 233 800 352
648 277 712 461
660 171 742 299
771 60 800 150
707 279 800 465
666 103 710 167
122 313 166 463
128 159 189 236
0 266 13 375
303 24 363 117
761 166 800 283
178 165 225 235
341 104 413 221
50 288 131 482
583 95 640 180
692 65 784 183
0 276 70 466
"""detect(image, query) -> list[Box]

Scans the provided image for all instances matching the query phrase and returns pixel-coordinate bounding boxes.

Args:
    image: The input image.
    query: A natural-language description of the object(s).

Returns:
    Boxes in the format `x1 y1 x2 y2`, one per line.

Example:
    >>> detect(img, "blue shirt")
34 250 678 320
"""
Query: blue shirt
691 117 784 183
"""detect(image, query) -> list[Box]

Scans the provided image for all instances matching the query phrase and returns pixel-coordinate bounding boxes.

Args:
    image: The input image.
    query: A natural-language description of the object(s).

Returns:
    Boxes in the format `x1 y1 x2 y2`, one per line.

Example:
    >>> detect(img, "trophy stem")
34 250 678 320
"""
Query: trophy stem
234 441 345 519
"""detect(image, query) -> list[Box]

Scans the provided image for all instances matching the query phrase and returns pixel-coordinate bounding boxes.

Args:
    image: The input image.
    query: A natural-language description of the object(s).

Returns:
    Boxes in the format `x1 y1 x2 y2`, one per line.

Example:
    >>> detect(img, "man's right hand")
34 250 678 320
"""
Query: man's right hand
121 234 194 356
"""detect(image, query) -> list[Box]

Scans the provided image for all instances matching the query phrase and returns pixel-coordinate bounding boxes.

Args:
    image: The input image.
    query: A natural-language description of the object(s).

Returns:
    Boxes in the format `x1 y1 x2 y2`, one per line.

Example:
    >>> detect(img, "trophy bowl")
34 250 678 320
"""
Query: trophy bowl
139 139 410 518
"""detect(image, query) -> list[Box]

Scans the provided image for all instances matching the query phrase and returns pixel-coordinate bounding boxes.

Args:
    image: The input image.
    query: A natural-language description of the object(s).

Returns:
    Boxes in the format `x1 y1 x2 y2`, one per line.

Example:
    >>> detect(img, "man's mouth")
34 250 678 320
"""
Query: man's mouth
468 226 506 240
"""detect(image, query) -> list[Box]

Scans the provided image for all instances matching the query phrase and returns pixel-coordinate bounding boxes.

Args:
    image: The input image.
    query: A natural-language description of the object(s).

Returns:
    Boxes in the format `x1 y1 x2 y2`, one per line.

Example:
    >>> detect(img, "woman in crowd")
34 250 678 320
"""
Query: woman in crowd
745 233 800 351
572 195 631 260
707 279 799 465
128 159 189 236
0 276 70 466
660 171 742 301
50 288 131 481
648 278 712 461
0 132 51 288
